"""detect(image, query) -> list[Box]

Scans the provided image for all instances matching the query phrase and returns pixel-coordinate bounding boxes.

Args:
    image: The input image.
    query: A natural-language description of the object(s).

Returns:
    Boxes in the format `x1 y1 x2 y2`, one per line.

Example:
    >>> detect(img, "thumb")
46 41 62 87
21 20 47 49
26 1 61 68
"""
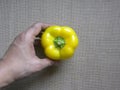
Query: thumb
33 58 54 72
40 58 54 68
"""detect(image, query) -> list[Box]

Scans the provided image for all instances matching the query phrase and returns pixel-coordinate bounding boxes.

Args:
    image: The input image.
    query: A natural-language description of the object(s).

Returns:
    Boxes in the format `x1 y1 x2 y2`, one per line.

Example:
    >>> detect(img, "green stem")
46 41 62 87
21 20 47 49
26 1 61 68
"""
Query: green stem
54 36 65 48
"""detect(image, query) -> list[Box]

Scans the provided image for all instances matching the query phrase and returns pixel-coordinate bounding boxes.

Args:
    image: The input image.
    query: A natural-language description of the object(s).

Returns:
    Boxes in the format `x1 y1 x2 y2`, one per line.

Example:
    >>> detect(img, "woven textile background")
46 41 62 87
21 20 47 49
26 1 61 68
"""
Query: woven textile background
0 0 120 90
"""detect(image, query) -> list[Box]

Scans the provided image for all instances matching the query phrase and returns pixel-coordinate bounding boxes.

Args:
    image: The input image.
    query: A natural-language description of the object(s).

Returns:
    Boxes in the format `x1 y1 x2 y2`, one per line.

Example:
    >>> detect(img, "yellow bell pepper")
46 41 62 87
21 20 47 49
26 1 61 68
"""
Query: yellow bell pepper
41 25 79 60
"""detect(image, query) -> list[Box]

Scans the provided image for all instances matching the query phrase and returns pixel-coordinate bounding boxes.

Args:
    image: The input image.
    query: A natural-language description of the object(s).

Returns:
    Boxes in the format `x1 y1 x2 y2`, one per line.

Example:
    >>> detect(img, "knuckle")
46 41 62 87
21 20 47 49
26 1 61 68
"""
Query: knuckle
19 32 26 40
12 32 27 48
14 32 26 42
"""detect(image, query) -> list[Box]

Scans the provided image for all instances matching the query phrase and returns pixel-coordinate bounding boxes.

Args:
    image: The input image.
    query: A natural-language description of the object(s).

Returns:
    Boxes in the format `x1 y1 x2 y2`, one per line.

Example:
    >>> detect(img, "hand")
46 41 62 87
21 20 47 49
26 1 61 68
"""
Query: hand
0 23 53 87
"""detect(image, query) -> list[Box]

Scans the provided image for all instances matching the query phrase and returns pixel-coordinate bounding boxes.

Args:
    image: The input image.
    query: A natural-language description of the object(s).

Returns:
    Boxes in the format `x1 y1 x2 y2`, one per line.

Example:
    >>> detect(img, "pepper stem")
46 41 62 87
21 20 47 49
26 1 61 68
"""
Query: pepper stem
54 36 65 48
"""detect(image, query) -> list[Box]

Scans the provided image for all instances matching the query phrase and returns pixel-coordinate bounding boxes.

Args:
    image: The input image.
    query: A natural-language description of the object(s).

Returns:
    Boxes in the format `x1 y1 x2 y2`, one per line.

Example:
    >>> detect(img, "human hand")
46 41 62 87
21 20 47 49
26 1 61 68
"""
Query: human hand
0 23 53 87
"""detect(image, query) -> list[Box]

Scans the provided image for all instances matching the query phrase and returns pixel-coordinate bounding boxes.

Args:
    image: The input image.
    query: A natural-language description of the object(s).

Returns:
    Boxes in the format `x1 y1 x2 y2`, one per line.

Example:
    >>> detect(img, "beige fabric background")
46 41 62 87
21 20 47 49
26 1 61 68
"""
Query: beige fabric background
0 0 120 90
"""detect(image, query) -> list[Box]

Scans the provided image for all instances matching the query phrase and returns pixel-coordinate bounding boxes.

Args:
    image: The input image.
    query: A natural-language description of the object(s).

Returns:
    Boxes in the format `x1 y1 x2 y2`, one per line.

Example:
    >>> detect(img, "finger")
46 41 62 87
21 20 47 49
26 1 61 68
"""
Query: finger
31 57 54 72
40 58 54 68
26 23 51 39
34 58 54 72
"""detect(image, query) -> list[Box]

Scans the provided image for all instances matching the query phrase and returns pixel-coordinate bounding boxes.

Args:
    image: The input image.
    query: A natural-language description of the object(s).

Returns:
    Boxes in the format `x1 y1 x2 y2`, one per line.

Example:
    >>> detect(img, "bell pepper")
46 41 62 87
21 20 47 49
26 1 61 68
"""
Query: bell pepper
41 25 79 60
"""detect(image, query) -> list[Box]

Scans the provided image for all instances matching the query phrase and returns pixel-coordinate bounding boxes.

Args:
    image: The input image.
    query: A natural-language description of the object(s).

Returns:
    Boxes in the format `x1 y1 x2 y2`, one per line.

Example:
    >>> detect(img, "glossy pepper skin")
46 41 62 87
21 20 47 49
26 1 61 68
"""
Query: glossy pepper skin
41 26 78 60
